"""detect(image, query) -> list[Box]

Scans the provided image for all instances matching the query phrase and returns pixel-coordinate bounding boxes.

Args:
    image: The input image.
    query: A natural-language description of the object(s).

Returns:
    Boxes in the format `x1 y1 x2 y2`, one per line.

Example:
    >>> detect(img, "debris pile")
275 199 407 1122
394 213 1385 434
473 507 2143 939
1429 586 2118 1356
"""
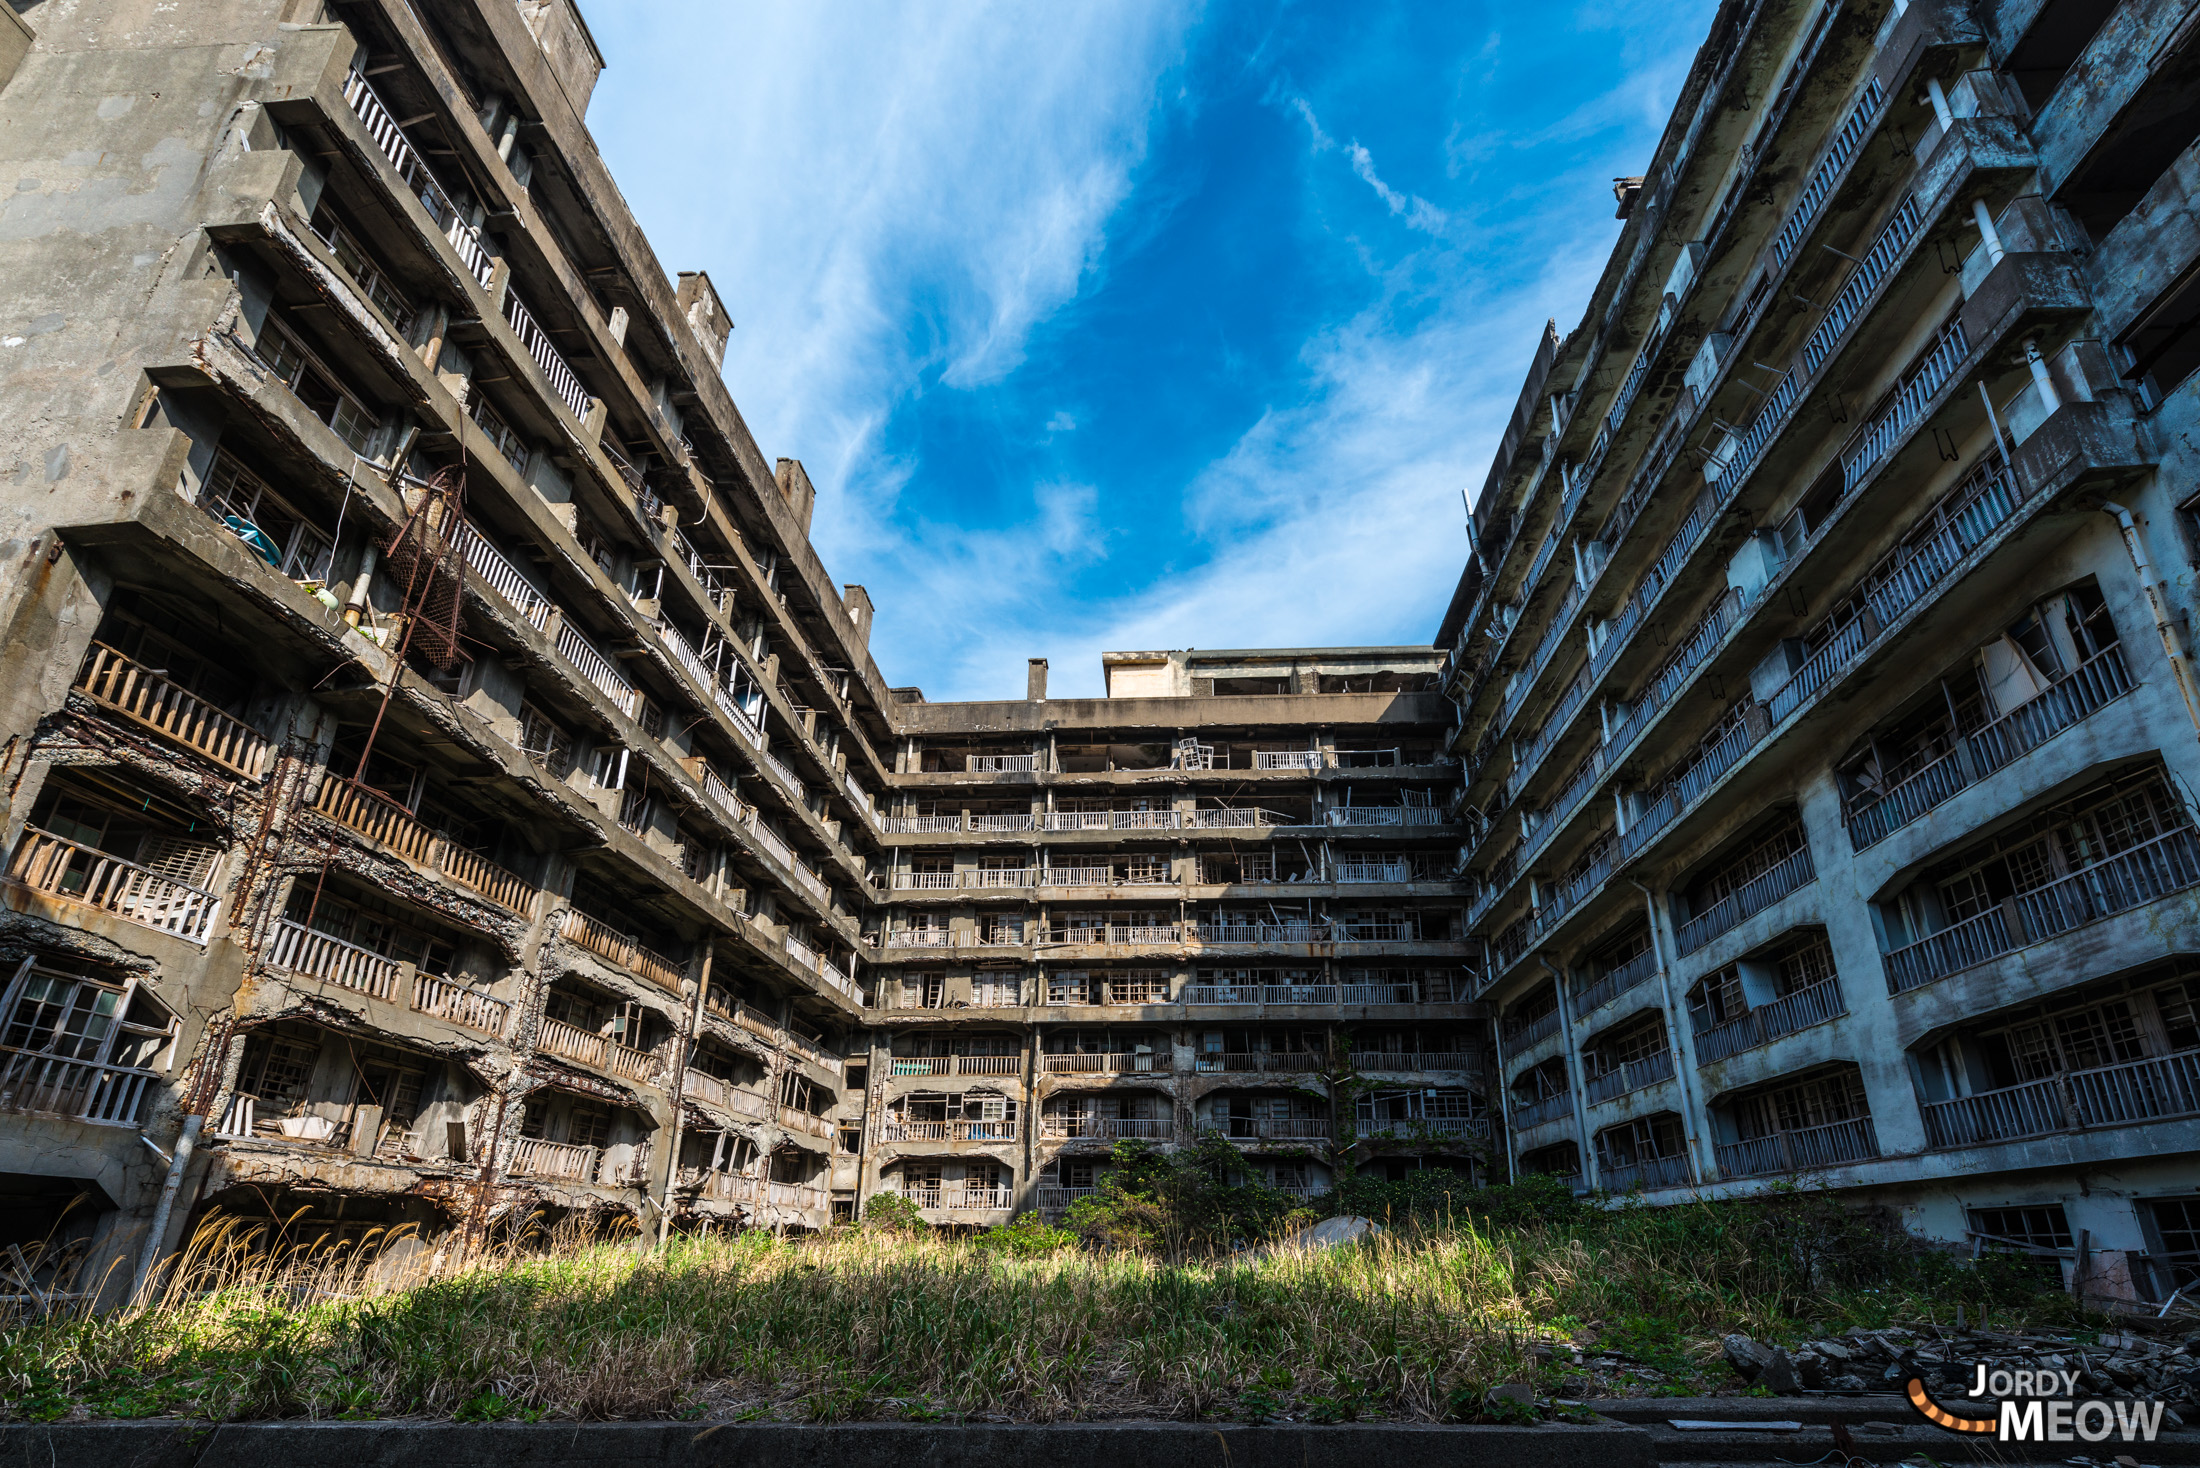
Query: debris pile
1721 1325 2198 1422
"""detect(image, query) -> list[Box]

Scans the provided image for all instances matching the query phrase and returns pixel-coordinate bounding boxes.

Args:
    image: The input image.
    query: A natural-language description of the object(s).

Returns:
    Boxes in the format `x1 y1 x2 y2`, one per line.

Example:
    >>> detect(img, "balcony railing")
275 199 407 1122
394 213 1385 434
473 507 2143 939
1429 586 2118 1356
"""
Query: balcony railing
1692 976 1846 1065
1500 1009 1561 1057
1598 1153 1693 1191
1921 1049 2200 1148
340 70 495 288
1844 744 1971 851
1358 1115 1491 1142
1041 1117 1171 1140
1195 1051 1321 1074
557 908 685 993
312 778 538 913
502 290 592 420
8 827 220 943
682 1070 775 1124
1041 1052 1170 1074
683 1166 765 1204
1198 920 1330 944
1333 861 1415 883
1675 846 1814 954
1188 808 1279 829
262 918 400 1001
1037 1185 1096 1217
966 754 1039 773
0 1046 158 1128
1255 750 1325 770
1585 1049 1676 1104
448 521 552 630
1570 949 1658 1017
1886 827 2200 992
1218 1118 1331 1141
1359 1050 1476 1071
76 643 270 778
1968 644 2134 777
970 867 1038 888
411 972 511 1037
881 1120 1020 1143
887 928 956 948
555 622 638 717
1512 1091 1573 1130
1716 1116 1879 1178
535 1014 661 1086
1040 924 1183 945
509 1137 601 1183
1327 806 1445 827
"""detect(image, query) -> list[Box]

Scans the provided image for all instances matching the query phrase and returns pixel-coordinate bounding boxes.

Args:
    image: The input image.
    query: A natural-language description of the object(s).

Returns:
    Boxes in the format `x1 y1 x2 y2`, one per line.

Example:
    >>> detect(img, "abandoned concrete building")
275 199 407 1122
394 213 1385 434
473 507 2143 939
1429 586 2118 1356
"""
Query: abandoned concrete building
0 0 1483 1285
5 0 2200 1297
1448 0 2200 1295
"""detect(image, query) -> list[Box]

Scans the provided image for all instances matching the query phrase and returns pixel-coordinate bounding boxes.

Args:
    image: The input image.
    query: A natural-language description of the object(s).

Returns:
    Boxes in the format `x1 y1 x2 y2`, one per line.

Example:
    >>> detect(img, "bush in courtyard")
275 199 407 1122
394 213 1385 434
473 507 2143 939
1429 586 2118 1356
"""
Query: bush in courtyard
861 1193 927 1234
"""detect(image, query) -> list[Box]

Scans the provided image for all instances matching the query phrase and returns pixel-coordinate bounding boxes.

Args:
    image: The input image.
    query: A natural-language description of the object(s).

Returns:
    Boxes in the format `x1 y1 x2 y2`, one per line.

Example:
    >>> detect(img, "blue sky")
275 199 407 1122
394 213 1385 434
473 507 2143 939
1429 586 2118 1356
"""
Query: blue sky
585 1 1718 700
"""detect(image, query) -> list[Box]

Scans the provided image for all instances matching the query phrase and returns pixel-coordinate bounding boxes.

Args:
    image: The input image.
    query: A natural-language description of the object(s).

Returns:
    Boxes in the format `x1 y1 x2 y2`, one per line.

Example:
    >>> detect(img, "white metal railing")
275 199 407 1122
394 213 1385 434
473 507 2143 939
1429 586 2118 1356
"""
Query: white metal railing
1842 321 1968 490
1768 78 1885 266
784 934 821 973
449 521 552 629
1255 750 1325 770
263 918 400 1001
1585 1049 1675 1104
1042 865 1113 886
1360 1051 1476 1071
1218 1117 1332 1141
1195 1051 1321 1074
888 928 955 948
966 754 1039 773
1043 1116 1171 1140
1512 1091 1573 1130
743 810 796 869
1042 1052 1170 1074
555 622 638 716
8 827 219 942
1692 976 1845 1064
411 972 510 1036
1600 1153 1693 1191
1675 845 1813 954
509 1137 601 1183
1037 1185 1095 1216
1718 1116 1879 1177
700 767 745 824
972 811 1038 831
503 291 592 420
1886 827 2200 992
1040 810 1110 831
1114 809 1181 829
340 70 496 289
970 867 1038 887
0 1047 158 1128
1188 808 1278 829
1198 921 1331 944
894 871 960 890
1326 806 1444 826
1571 949 1658 1016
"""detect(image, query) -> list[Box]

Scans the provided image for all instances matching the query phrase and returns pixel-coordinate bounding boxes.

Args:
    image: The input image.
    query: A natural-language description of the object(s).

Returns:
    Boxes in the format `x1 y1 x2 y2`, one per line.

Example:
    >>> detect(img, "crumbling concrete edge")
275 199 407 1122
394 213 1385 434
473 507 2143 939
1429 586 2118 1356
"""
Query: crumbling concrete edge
0 1418 1654 1468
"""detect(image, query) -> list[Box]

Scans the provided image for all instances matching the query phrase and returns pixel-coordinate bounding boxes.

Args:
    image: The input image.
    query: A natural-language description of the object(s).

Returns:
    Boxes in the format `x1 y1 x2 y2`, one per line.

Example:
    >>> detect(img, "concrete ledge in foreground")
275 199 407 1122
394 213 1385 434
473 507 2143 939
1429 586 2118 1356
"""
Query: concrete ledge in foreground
0 1419 1653 1468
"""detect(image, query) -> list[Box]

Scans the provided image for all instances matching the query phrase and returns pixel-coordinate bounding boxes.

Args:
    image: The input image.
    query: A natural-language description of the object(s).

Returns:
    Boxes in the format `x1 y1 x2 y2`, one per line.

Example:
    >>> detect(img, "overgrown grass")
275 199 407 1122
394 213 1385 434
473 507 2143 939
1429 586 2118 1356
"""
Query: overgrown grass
1 1181 2082 1425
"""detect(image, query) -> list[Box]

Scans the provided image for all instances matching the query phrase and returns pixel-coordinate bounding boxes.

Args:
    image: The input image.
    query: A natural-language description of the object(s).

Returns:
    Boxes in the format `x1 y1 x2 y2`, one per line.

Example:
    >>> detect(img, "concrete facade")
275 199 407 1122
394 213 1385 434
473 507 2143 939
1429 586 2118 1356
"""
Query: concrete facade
0 0 1483 1291
1446 0 2200 1298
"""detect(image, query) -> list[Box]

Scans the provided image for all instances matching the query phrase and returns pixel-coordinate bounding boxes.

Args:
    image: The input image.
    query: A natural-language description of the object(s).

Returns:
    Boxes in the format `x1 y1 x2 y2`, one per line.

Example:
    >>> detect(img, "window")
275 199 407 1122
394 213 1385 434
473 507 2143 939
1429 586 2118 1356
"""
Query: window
2 967 123 1059
518 703 575 776
971 972 1021 1007
308 202 416 332
468 391 529 471
198 454 335 581
900 973 943 1009
254 315 380 455
590 742 628 792
243 1032 321 1111
1968 1204 2073 1266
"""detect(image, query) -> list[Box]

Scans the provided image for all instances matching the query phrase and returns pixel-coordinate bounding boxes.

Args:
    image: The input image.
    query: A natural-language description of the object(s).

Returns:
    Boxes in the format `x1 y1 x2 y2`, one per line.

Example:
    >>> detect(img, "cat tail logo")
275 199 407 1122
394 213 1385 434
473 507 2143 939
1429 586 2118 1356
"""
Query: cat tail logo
1903 1374 1997 1435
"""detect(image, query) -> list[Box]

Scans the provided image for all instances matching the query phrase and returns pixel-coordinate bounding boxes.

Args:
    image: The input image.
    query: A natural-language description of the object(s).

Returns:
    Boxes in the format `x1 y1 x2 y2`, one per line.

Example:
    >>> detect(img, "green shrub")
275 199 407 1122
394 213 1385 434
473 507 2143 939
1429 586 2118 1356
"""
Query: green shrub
974 1214 1076 1256
861 1193 927 1233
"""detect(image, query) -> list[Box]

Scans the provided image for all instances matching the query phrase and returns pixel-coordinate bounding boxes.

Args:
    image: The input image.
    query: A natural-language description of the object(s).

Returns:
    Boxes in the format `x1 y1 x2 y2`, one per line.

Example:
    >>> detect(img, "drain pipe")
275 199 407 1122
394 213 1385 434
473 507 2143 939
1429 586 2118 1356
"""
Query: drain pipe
2102 502 2200 733
1632 880 1712 1183
131 1113 203 1303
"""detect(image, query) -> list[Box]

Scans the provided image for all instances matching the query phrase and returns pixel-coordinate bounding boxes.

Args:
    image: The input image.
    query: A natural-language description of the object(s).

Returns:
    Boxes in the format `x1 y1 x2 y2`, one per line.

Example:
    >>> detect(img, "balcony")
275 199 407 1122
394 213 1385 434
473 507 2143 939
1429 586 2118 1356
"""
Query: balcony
554 623 638 718
261 918 400 1001
0 1047 158 1128
1198 920 1329 945
1599 1154 1693 1191
1216 1118 1331 1141
1040 1117 1171 1140
75 643 270 779
1041 1052 1171 1074
1845 645 2134 850
339 70 495 288
901 1187 1013 1213
1036 1185 1095 1217
1585 1049 1675 1105
1194 1051 1320 1074
1715 1116 1879 1178
312 778 538 914
1512 1091 1573 1130
1675 846 1815 955
1255 751 1324 770
1921 1050 2200 1149
1039 923 1183 945
557 908 684 993
1334 859 1416 883
878 1120 1021 1143
502 292 590 420
535 1014 661 1086
1327 806 1444 827
1358 1115 1491 1142
449 521 553 631
886 928 956 949
410 972 511 1036
1692 976 1846 1065
8 827 219 944
681 1069 775 1124
1499 1009 1561 1057
682 1166 765 1204
966 754 1039 773
509 1137 603 1184
1570 949 1659 1017
1358 1050 1477 1072
1187 808 1280 829
1884 827 2200 994
1180 981 1419 1005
